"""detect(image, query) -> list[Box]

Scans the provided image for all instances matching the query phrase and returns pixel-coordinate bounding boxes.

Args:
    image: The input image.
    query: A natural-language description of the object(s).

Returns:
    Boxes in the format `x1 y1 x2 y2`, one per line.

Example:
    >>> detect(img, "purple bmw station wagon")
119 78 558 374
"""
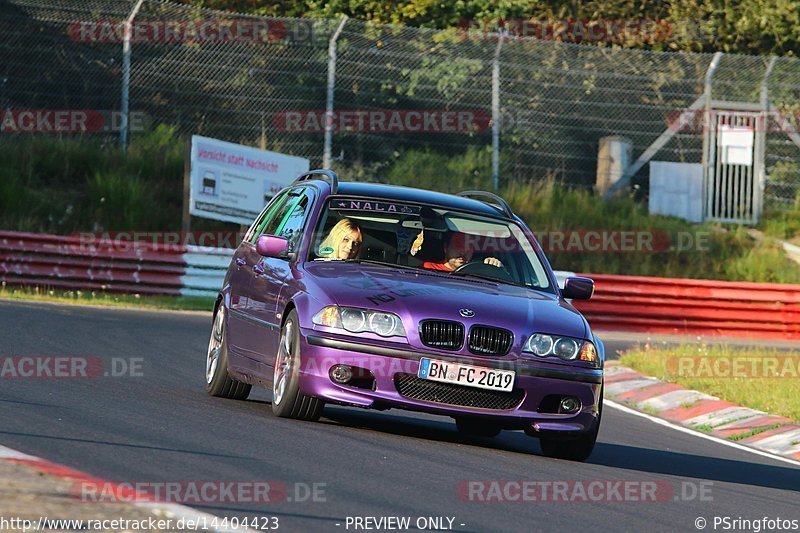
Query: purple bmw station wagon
206 170 604 461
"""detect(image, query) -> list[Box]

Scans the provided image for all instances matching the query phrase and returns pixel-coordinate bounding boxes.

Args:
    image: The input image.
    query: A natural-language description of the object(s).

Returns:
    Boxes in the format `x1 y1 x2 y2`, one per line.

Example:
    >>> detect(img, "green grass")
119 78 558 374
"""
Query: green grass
619 344 800 422
641 404 660 415
727 424 783 442
692 424 714 433
0 285 215 312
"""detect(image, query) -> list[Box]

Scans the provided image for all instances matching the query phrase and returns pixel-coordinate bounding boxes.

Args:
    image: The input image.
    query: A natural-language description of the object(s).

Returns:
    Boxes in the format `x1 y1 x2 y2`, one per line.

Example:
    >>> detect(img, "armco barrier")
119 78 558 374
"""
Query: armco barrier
0 231 231 298
2 232 799 340
571 273 800 340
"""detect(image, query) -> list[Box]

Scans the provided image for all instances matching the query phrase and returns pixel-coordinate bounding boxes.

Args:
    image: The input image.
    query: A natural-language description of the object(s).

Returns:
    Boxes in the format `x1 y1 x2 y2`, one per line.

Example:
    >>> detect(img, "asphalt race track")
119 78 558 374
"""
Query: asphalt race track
1 300 798 532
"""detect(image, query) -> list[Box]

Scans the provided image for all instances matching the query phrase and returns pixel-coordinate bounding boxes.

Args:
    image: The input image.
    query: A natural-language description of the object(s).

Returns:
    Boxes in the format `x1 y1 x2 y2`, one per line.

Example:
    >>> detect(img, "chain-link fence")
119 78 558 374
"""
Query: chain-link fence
3 0 800 207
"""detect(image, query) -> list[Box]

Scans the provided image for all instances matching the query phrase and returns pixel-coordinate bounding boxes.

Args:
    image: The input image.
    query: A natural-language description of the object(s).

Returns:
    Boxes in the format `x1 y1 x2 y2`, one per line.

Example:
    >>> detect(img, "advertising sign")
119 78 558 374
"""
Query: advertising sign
190 135 310 225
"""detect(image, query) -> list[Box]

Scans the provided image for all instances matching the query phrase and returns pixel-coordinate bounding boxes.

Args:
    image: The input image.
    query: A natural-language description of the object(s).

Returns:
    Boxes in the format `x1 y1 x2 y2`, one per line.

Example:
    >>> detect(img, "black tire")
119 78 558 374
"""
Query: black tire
455 417 502 438
271 310 324 421
205 304 252 400
539 393 602 462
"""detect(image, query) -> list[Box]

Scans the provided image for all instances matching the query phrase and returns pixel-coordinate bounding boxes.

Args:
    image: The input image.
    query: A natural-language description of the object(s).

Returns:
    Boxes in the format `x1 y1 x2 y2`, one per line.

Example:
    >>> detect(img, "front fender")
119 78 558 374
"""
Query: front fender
285 292 328 331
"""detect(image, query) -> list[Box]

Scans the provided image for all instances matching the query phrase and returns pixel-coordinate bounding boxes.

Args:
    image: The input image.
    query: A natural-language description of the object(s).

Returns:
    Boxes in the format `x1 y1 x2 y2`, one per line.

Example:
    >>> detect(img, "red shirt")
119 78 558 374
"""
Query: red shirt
423 261 454 272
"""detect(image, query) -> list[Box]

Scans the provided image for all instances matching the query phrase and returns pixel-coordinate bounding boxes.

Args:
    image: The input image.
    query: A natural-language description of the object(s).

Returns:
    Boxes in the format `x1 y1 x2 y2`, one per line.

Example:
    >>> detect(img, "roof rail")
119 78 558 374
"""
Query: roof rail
457 190 514 218
293 169 339 194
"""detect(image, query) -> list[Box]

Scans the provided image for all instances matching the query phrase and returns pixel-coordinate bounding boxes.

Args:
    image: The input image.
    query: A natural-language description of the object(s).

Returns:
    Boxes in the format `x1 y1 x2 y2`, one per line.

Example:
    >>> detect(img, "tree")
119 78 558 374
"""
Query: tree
177 0 800 57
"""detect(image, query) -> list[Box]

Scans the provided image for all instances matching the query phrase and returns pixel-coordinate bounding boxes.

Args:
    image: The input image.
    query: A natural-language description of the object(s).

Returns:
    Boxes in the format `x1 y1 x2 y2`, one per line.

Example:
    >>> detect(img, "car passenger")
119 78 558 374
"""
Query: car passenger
318 218 363 260
423 232 503 271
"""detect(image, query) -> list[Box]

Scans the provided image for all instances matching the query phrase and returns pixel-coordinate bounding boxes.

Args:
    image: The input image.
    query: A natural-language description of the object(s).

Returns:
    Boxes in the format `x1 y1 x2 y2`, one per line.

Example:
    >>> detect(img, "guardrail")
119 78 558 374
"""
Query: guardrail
0 231 229 297
2 232 798 340
571 273 800 340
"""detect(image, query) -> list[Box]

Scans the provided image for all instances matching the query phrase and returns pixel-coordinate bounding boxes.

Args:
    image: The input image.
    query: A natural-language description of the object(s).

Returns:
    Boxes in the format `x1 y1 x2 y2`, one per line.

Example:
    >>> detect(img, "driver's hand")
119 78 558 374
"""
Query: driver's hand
483 257 503 268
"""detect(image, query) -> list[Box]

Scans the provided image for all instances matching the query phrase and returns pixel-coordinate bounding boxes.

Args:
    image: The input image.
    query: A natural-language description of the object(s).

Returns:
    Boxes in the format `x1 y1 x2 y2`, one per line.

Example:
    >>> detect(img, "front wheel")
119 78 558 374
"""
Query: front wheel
271 310 324 421
206 305 251 400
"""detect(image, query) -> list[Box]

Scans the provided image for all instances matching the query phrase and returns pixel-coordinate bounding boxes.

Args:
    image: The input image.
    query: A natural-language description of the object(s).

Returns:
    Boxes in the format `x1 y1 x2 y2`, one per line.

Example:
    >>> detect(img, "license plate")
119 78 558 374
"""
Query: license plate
417 358 515 392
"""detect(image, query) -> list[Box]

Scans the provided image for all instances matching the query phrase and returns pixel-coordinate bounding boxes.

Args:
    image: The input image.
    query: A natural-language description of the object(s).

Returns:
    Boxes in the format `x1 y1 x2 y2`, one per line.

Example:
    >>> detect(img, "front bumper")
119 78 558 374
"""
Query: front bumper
298 329 603 435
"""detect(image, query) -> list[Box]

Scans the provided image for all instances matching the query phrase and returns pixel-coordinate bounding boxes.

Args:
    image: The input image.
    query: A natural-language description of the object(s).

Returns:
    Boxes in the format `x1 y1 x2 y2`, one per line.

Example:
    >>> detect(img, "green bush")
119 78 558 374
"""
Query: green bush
334 146 493 193
0 127 184 233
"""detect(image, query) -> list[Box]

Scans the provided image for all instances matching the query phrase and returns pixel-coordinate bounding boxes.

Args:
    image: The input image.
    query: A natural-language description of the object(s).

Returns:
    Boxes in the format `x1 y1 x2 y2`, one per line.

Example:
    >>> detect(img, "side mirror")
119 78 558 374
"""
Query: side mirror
562 276 594 300
256 234 289 258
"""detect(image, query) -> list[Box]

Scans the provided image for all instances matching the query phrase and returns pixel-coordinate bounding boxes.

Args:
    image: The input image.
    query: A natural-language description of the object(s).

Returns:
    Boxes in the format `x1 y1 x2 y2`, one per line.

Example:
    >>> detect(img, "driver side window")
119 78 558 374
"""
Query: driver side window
271 190 315 253
247 187 315 254
246 189 291 245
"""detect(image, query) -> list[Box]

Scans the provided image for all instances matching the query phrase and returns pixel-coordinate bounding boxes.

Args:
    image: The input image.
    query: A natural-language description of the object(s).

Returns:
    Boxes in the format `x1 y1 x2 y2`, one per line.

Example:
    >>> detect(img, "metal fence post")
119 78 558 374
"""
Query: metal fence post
323 16 348 169
491 32 504 192
756 57 777 222
120 0 145 153
701 52 723 220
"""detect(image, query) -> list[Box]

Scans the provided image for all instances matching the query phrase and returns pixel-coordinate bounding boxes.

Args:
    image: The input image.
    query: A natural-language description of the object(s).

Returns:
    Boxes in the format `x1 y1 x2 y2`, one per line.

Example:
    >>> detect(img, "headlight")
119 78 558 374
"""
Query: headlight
554 338 579 360
527 333 553 356
341 308 367 332
523 333 599 366
313 306 406 338
368 312 401 337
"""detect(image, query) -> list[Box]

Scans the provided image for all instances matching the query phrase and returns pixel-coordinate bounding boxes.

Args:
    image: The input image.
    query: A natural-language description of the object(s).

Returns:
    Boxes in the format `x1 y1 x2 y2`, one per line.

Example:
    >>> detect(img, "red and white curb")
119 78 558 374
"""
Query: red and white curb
605 362 800 463
0 444 248 531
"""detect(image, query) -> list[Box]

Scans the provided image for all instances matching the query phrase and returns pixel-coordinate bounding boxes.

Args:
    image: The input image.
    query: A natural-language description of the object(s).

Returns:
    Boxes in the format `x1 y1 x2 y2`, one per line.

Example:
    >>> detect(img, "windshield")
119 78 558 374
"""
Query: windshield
308 197 554 293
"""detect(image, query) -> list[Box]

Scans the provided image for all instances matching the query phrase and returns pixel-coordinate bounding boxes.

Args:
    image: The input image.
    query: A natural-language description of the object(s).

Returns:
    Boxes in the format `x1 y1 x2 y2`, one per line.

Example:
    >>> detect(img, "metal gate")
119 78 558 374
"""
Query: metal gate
704 109 765 224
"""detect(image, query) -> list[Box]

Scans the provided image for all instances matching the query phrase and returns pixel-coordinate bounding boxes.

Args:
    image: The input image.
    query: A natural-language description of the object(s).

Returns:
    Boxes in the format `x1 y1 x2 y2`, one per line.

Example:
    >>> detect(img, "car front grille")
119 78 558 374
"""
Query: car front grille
394 373 524 410
418 320 464 350
468 326 513 356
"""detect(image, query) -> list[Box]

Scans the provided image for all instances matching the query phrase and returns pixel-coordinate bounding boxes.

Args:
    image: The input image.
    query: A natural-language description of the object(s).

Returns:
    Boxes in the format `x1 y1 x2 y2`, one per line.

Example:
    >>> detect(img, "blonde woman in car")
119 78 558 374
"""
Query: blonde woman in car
318 218 363 259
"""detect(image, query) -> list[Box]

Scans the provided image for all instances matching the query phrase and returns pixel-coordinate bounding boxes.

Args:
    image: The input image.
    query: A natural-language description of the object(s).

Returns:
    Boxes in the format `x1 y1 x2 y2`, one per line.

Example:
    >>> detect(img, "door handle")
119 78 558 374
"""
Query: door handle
253 263 266 275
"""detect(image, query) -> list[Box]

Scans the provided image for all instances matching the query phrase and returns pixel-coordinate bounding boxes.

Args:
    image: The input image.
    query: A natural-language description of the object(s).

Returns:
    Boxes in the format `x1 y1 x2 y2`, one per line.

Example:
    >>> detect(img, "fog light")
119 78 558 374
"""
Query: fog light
559 396 581 414
330 364 353 384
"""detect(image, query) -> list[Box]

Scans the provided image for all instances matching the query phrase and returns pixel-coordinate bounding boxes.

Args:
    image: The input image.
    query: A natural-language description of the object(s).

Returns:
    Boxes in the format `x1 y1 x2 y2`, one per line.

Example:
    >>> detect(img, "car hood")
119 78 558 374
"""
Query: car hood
302 262 587 339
